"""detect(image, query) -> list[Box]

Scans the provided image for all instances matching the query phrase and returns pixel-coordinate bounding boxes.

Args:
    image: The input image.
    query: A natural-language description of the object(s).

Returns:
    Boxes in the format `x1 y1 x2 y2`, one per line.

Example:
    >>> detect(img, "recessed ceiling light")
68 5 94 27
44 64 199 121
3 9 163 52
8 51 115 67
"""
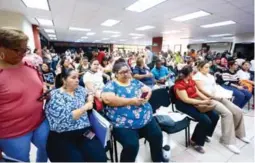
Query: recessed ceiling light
201 20 236 28
22 0 49 10
103 30 120 34
162 30 181 34
126 0 167 12
171 10 211 22
136 25 155 31
191 39 206 42
132 37 141 39
222 36 234 39
86 32 95 36
101 19 120 27
36 18 53 26
102 38 109 40
44 29 55 33
69 27 91 32
129 33 144 36
111 35 121 38
81 36 88 39
48 34 56 37
209 33 232 37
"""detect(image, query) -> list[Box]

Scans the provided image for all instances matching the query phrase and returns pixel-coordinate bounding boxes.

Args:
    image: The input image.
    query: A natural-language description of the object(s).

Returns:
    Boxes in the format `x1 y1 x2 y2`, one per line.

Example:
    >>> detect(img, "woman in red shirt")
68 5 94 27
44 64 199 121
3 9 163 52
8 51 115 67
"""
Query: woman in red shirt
174 66 219 154
0 28 49 162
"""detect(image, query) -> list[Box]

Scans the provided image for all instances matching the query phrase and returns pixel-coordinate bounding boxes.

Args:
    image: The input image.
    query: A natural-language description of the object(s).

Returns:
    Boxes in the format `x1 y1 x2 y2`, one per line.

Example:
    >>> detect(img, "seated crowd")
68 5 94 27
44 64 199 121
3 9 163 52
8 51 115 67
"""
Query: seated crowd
0 28 254 162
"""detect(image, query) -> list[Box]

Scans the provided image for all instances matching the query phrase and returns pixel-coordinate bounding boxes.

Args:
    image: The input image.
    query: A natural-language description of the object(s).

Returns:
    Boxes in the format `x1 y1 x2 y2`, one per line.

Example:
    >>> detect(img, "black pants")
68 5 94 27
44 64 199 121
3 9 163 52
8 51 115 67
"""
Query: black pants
113 118 163 162
176 100 219 146
46 127 107 162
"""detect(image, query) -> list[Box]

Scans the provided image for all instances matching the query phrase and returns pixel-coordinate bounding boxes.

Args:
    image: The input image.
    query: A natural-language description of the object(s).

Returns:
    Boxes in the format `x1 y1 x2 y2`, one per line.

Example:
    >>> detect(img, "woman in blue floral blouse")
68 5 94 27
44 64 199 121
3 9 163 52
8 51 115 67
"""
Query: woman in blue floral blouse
101 59 164 162
45 68 107 162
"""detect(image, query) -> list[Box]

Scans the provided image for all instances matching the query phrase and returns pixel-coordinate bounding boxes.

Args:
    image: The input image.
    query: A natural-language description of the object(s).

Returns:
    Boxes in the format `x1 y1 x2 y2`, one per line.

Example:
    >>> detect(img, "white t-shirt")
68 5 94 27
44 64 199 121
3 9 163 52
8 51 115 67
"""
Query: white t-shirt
193 72 233 98
193 72 216 95
237 69 250 80
250 60 255 71
83 71 104 90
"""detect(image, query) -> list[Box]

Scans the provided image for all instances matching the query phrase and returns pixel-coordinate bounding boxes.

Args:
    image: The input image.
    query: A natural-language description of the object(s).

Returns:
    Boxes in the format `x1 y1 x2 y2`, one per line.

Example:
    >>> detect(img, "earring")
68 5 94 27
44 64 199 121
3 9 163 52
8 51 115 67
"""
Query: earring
0 52 5 60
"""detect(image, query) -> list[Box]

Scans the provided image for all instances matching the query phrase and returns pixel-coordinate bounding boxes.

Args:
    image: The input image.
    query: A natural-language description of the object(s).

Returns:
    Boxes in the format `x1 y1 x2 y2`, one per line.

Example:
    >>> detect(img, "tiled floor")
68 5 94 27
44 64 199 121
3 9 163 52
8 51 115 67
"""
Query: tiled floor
29 106 254 162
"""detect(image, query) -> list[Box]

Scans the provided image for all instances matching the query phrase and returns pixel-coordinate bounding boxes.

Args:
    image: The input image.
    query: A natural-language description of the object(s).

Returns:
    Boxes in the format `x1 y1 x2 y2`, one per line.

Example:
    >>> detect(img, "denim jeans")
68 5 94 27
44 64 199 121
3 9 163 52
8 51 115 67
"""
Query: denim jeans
46 127 107 162
175 100 219 146
113 118 163 162
0 119 49 162
222 85 252 108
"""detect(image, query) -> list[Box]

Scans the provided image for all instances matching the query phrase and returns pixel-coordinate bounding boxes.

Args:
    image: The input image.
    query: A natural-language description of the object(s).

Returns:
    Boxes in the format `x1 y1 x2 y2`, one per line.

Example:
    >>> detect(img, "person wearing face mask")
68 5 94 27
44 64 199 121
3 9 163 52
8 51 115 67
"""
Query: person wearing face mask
0 28 49 162
45 69 107 162
101 59 164 162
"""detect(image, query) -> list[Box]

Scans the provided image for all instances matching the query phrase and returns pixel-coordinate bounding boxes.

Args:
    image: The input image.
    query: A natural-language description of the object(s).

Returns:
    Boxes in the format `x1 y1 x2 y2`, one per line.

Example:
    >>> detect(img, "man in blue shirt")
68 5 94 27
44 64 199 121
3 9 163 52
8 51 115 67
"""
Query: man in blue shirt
151 59 170 85
133 57 155 87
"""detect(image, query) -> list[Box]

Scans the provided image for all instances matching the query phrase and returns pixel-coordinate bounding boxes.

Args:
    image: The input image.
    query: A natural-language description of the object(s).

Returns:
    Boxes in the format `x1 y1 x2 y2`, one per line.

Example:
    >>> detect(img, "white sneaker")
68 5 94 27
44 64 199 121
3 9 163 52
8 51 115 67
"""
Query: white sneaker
225 145 240 154
239 137 250 144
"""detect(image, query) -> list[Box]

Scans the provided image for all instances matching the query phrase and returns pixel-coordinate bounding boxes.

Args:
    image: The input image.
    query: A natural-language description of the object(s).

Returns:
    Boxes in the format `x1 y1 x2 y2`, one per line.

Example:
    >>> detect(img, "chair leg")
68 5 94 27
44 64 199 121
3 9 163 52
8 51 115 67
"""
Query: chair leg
109 140 114 162
187 124 191 146
113 138 118 162
185 128 188 147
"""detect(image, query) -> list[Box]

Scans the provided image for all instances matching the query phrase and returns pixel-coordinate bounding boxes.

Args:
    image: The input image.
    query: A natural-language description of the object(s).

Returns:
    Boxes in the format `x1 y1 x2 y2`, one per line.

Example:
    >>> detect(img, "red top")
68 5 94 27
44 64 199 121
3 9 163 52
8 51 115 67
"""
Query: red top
96 51 105 65
0 62 44 138
174 79 198 100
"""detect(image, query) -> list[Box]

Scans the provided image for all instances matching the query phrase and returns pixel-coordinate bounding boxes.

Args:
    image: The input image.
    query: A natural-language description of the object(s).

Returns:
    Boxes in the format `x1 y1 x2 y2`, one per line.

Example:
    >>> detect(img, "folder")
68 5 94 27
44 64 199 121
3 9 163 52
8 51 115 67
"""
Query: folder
88 110 112 147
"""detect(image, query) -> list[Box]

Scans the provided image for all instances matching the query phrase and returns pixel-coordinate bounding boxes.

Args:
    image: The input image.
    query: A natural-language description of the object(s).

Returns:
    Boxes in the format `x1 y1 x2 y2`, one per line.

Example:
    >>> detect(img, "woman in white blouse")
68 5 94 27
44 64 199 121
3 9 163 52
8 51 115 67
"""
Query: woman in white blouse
237 61 254 93
193 61 249 154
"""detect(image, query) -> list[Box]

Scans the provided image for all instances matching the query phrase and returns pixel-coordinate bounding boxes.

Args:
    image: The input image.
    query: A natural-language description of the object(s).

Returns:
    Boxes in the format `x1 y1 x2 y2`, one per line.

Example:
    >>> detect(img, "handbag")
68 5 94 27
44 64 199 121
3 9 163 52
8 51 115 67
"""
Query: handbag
94 97 104 112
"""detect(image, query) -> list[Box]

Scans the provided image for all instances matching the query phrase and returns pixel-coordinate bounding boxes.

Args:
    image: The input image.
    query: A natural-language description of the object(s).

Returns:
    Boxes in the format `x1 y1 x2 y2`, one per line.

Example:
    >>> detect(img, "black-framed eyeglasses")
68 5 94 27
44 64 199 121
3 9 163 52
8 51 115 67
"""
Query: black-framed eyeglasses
118 69 131 75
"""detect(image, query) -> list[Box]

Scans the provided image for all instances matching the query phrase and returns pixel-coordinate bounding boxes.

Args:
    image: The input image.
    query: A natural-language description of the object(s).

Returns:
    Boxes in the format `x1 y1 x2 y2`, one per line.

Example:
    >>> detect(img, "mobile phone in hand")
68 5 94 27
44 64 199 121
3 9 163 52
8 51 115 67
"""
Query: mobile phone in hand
140 92 149 99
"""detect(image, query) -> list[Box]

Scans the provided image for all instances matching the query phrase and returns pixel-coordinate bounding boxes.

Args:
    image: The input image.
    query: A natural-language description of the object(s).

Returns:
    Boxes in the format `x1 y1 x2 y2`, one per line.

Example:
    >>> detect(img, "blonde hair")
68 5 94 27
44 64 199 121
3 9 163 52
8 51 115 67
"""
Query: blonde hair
0 27 28 49
136 56 144 67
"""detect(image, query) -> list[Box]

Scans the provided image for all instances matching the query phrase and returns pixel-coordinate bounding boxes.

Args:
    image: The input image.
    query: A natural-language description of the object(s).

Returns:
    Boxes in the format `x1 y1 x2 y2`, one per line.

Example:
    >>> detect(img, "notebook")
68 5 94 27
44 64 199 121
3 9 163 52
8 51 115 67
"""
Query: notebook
89 110 112 147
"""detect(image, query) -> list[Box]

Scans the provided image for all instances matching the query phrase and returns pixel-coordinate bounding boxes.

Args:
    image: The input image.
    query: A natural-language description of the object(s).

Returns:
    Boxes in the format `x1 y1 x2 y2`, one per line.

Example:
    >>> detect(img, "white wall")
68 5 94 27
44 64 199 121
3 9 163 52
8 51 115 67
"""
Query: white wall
0 10 35 50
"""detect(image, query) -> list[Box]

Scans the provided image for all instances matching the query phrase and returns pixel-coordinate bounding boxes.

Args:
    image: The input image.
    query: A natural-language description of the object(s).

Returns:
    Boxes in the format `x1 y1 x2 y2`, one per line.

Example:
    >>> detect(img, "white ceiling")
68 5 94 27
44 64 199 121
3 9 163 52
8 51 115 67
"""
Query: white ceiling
0 0 254 45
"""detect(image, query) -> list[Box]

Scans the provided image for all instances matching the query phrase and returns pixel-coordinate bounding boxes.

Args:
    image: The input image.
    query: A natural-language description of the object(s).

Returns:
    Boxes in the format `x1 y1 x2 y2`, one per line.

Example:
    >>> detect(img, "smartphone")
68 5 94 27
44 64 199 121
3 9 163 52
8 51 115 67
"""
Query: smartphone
37 89 52 101
140 92 149 99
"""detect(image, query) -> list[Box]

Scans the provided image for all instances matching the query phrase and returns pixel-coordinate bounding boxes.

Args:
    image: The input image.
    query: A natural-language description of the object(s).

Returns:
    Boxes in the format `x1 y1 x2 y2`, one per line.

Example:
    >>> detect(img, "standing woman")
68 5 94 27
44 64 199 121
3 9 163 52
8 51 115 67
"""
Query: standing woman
0 28 49 162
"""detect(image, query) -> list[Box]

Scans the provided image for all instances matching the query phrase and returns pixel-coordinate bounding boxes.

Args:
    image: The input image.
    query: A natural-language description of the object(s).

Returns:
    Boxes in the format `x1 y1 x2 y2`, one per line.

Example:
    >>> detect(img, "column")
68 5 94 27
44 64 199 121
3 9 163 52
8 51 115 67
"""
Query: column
32 25 42 55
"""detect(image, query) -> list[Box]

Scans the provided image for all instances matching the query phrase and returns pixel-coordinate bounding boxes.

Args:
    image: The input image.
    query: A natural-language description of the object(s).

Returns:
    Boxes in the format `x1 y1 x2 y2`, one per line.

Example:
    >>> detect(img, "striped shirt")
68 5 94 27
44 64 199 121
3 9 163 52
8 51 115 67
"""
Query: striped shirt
221 70 239 86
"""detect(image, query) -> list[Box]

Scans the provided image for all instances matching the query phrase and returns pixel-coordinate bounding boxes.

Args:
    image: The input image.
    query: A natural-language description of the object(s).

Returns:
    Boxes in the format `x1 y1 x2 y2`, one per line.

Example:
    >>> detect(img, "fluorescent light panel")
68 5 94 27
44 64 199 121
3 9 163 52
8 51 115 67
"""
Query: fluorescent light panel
132 37 141 39
129 33 144 36
111 35 121 38
136 25 155 31
69 27 91 32
36 18 53 26
172 10 211 22
103 30 120 34
162 30 181 34
119 39 126 41
222 36 234 39
201 20 236 28
209 33 232 37
81 36 88 39
101 19 120 27
102 38 109 40
86 32 95 36
126 0 167 12
22 0 49 10
50 38 57 40
48 34 56 37
44 29 55 33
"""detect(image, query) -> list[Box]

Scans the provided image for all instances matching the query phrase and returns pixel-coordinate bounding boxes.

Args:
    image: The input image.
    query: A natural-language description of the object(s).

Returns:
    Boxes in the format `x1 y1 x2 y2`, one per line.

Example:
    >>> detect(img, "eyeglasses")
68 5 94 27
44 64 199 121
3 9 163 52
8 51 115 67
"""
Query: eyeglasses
118 70 131 75
10 47 29 55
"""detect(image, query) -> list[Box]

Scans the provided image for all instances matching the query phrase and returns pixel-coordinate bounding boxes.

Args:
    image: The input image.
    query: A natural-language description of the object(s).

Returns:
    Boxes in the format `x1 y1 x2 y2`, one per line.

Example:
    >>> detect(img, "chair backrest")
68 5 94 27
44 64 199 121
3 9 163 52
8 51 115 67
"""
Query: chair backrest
149 87 171 113
169 86 177 104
